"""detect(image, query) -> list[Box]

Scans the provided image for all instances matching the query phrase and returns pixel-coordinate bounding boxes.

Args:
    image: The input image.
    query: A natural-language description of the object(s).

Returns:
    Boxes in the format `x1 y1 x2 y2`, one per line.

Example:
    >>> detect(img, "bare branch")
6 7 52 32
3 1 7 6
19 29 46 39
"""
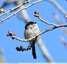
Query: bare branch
15 0 31 22
34 11 58 26
0 0 43 24
0 8 7 13
53 12 67 35
49 0 67 18
16 45 31 52
0 0 31 17
0 4 23 17
37 39 54 62
7 24 67 42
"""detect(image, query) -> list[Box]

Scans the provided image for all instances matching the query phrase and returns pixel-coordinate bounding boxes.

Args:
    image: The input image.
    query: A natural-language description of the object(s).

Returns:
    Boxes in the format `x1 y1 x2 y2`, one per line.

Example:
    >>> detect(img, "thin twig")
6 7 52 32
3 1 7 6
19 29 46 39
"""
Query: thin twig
0 0 43 24
0 4 23 17
53 12 67 35
15 0 31 22
0 8 7 13
8 24 67 42
34 11 58 26
38 16 58 26
49 0 67 18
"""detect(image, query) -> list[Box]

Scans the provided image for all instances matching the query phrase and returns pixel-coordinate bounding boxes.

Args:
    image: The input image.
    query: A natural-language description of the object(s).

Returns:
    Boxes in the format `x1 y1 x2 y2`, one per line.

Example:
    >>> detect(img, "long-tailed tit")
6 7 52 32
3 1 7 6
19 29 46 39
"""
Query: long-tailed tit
24 21 40 59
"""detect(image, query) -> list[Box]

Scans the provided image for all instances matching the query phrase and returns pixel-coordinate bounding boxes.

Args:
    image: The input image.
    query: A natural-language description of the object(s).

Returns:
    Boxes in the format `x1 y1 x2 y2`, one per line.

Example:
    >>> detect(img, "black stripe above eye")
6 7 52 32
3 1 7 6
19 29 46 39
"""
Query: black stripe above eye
25 21 36 29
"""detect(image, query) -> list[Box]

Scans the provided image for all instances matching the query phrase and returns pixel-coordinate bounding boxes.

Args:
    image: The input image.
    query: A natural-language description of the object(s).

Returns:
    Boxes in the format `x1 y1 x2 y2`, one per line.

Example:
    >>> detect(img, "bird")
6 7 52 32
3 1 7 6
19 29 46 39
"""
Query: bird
24 21 40 59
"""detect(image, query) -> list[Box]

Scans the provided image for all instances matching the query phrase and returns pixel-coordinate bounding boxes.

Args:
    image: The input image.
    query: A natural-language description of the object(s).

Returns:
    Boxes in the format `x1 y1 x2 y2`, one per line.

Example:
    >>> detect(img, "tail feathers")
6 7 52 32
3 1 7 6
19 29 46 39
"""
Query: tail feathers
31 41 37 59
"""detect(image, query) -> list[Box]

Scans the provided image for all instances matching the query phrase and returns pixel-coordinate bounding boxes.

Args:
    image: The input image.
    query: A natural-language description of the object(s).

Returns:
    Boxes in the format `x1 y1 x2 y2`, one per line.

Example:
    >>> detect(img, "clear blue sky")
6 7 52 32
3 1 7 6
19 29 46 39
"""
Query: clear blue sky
0 0 67 62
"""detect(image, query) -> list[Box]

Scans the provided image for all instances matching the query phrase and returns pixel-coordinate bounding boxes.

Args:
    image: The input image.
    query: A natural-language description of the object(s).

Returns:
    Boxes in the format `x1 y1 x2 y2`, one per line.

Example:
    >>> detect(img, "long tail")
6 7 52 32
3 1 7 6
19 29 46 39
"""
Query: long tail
31 41 37 59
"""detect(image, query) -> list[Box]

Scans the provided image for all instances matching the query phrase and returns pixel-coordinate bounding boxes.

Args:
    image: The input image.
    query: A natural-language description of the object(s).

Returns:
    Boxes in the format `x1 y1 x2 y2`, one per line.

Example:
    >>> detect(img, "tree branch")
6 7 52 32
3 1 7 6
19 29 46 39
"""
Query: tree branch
7 24 67 42
53 12 67 35
49 0 67 18
0 0 43 24
34 11 58 26
0 4 23 17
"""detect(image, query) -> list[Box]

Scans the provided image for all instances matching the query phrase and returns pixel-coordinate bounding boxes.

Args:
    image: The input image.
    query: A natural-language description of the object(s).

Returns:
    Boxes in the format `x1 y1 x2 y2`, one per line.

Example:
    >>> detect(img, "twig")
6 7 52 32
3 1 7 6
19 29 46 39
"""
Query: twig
37 39 54 62
0 0 31 17
34 11 58 26
38 16 58 26
0 0 43 24
15 0 31 22
7 24 67 42
16 45 31 51
0 8 7 13
0 4 23 17
49 0 67 18
53 12 67 35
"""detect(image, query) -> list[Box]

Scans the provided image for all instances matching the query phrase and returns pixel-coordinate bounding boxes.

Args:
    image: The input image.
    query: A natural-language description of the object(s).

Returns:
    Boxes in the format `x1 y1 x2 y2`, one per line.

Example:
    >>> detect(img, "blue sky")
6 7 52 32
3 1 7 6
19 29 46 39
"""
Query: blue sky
0 0 67 62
